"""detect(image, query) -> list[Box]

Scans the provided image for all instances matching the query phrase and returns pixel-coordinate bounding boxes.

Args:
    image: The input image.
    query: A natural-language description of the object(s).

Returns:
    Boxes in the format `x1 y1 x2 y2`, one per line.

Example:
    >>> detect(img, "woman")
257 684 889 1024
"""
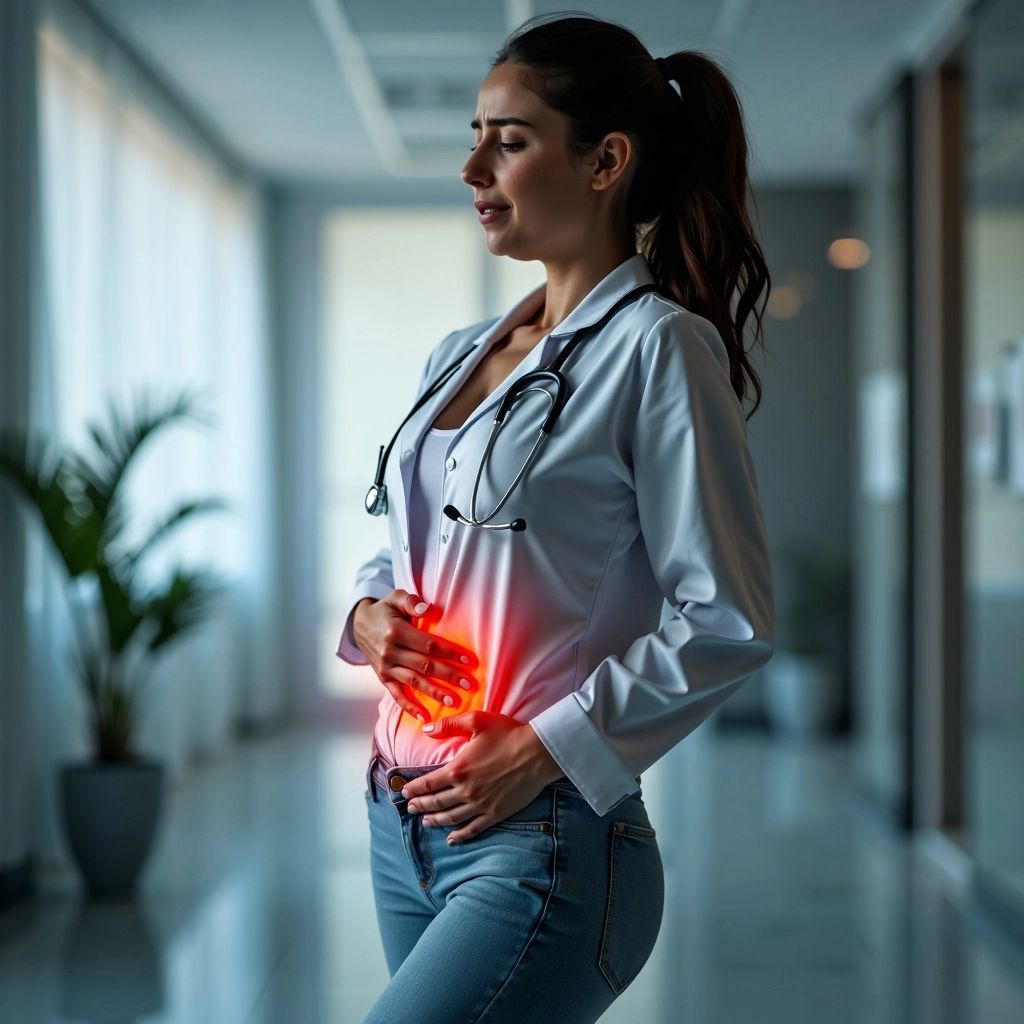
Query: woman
337 12 774 1023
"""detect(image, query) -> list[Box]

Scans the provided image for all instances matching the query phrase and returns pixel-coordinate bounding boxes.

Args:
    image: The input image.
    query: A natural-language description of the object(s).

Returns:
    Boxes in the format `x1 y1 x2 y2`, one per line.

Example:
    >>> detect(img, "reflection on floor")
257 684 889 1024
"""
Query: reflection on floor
1 723 1023 1023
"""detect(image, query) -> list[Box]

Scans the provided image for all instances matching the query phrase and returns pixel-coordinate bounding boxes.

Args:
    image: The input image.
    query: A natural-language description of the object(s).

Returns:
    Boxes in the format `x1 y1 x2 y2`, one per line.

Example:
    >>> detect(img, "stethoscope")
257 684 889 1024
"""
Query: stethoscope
365 282 660 532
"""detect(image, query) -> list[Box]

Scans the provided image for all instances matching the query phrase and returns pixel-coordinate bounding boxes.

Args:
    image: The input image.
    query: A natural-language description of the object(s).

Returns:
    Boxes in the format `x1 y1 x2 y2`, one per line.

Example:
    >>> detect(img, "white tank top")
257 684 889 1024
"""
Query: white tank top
407 425 459 598
374 424 463 767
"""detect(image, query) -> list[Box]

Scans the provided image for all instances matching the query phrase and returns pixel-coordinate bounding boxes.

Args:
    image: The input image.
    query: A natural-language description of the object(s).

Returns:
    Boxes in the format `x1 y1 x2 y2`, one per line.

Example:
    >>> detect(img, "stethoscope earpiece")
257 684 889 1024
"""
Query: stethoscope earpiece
444 503 528 531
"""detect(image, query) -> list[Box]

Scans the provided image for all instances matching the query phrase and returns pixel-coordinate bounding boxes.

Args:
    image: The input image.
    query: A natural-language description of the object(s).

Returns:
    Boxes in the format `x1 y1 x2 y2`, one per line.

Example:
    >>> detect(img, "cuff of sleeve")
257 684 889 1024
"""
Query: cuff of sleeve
529 693 641 818
335 582 394 666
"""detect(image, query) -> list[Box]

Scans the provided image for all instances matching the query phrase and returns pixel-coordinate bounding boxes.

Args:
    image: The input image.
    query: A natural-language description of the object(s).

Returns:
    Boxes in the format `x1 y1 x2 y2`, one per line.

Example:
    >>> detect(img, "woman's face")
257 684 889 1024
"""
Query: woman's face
462 63 630 263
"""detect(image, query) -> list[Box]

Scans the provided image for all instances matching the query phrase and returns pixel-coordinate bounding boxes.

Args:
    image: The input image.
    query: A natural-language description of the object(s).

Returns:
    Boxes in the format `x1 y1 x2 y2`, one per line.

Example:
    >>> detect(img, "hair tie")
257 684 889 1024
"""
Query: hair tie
654 56 682 101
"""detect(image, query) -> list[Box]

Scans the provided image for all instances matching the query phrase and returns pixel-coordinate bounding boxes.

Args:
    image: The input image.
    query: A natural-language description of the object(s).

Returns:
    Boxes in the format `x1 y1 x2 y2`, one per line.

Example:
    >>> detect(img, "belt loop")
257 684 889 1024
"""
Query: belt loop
365 750 379 803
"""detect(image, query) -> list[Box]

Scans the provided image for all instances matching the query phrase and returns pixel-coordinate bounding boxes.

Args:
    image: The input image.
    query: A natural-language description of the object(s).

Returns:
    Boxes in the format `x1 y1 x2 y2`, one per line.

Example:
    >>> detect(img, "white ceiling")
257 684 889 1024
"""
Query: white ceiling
87 0 977 194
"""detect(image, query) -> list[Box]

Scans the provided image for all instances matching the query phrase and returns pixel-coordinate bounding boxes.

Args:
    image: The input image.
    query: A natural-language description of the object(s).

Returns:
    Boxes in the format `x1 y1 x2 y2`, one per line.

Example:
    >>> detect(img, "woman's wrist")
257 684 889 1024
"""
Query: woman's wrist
352 598 376 655
520 723 565 786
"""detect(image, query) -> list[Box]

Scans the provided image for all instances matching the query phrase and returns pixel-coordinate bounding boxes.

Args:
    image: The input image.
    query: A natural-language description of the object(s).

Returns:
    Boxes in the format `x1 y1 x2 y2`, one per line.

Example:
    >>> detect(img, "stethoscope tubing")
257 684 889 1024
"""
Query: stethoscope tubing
366 281 660 529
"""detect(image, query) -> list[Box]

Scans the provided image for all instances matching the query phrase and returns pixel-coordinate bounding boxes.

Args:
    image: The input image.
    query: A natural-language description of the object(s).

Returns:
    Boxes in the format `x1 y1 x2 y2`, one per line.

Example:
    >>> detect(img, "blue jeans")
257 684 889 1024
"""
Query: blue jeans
362 738 665 1023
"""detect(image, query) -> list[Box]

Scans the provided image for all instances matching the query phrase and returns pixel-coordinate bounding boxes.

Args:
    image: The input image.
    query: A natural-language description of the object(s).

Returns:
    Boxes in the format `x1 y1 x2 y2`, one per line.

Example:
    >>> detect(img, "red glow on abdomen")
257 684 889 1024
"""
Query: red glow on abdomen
411 611 501 724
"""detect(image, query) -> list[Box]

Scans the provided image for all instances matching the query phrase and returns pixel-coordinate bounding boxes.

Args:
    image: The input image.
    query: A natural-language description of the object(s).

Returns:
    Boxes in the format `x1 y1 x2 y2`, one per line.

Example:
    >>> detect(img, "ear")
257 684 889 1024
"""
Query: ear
590 131 633 192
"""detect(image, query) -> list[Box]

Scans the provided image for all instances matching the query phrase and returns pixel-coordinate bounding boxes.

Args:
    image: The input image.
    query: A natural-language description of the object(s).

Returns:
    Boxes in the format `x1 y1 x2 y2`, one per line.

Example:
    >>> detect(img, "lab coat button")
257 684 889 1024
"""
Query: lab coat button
402 541 408 551
445 456 457 471
442 535 449 543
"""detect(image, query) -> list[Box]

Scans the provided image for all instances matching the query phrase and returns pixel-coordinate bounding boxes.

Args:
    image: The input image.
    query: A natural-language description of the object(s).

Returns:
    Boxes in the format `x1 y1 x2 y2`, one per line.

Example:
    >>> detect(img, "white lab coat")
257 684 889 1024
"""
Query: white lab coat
337 252 774 816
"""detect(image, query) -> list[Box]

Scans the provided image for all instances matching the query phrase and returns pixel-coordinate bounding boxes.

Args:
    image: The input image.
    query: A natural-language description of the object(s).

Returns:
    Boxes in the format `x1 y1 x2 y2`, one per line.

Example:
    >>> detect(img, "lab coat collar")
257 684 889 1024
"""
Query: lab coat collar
466 250 657 350
539 251 657 339
401 249 658 449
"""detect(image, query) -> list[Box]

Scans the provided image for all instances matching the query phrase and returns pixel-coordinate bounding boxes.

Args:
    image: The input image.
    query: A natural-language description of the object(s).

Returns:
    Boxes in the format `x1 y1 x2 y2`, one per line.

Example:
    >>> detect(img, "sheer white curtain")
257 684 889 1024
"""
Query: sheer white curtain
318 208 545 701
28 0 283 868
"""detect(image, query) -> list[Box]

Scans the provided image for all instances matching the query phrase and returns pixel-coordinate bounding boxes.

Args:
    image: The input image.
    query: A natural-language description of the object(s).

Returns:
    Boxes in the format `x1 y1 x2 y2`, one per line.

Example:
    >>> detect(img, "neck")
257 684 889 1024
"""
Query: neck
529 239 637 331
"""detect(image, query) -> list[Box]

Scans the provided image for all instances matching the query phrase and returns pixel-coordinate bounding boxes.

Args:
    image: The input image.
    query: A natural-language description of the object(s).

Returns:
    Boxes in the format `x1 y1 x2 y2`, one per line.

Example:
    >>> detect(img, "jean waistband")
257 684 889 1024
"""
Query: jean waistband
365 734 448 803
363 732 636 804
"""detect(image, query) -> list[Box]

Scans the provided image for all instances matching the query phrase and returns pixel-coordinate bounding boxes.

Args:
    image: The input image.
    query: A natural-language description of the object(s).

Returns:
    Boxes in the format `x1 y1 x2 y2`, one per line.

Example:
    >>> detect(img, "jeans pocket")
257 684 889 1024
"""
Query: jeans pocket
486 788 554 833
598 821 664 995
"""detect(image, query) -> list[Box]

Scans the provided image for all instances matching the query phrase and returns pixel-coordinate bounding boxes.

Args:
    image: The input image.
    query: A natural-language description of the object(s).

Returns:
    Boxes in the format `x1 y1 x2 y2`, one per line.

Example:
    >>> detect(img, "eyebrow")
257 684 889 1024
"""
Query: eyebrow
470 117 535 130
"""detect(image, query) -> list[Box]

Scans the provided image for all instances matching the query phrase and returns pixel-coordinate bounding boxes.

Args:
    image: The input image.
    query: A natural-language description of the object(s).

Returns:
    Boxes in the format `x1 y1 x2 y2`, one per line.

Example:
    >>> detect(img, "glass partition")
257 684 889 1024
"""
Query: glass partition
852 80 912 823
963 0 1024 906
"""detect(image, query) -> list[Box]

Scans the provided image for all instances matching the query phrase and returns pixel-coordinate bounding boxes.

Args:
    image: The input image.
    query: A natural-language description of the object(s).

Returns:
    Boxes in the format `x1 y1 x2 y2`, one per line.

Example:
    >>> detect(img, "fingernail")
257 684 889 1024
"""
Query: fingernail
416 713 426 723
414 602 429 615
422 723 435 733
460 655 471 664
401 788 410 799
443 695 454 707
459 678 471 690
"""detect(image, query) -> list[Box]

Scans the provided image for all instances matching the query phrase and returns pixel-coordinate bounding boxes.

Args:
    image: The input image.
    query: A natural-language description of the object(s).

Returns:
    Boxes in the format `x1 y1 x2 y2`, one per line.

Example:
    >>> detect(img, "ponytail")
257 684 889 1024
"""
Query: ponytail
639 51 769 420
495 14 771 420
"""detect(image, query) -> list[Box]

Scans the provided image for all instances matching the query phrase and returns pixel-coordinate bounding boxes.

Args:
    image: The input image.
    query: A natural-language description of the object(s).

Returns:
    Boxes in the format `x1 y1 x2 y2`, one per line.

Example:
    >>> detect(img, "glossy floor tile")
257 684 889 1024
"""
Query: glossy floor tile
1 723 1023 1023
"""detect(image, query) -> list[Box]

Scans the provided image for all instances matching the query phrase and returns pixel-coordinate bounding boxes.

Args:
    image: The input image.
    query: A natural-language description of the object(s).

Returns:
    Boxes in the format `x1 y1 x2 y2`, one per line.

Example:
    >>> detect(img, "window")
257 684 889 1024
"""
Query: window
318 208 542 697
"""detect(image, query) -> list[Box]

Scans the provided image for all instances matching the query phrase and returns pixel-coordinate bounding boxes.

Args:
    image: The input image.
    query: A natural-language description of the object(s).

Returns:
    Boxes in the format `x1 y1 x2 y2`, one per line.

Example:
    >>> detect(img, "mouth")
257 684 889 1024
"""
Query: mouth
477 205 510 224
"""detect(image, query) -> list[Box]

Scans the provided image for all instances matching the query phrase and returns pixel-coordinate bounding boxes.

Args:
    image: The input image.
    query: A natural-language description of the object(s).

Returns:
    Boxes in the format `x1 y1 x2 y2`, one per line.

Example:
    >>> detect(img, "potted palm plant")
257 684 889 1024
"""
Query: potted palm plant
0 390 227 899
762 542 850 736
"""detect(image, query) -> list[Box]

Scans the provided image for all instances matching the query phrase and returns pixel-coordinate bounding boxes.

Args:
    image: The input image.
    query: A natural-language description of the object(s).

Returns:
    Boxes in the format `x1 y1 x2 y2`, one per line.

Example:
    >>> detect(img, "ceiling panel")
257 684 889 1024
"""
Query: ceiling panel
344 0 508 35
86 0 976 190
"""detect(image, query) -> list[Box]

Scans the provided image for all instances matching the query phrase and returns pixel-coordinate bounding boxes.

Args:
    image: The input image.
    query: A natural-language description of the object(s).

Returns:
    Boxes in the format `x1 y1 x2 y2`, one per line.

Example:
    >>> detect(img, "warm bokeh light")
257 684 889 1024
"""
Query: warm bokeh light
827 237 871 269
766 285 802 320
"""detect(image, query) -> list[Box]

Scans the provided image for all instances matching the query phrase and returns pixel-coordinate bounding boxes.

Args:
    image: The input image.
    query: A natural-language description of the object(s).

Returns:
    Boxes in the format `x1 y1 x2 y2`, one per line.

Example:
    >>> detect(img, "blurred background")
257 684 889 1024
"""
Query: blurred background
1 1 1022 1021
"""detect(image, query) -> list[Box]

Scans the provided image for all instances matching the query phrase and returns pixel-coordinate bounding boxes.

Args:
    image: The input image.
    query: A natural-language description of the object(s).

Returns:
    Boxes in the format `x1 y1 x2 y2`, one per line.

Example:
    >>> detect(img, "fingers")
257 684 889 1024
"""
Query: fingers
385 592 479 668
376 591 482 716
409 790 473 830
384 589 431 619
385 664 467 710
383 680 431 723
379 620 480 699
393 639 477 693
409 626 478 671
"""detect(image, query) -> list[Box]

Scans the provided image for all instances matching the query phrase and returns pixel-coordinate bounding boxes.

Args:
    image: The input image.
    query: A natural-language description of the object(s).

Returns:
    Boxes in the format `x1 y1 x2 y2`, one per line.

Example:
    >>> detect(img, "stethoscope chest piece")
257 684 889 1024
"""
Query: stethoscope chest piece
365 483 387 516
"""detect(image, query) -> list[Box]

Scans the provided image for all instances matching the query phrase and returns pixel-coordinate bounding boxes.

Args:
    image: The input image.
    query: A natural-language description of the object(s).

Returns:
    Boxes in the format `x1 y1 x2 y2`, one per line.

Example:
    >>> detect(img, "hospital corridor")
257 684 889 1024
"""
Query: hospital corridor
2 1 1023 1022
2 724 1021 1022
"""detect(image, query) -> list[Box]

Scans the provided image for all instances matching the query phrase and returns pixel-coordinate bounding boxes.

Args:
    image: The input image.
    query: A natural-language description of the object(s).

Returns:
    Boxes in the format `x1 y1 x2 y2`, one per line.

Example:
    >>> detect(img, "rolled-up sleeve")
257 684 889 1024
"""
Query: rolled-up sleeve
529 310 775 816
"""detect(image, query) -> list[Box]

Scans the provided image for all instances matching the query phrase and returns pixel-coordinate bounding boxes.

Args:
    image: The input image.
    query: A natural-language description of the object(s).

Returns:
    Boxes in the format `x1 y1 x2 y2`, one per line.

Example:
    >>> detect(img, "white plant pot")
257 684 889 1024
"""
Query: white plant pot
762 650 842 736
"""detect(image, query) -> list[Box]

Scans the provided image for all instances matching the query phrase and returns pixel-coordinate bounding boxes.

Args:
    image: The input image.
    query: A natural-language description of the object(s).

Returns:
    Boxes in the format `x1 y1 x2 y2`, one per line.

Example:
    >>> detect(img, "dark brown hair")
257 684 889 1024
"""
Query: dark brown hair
493 12 770 420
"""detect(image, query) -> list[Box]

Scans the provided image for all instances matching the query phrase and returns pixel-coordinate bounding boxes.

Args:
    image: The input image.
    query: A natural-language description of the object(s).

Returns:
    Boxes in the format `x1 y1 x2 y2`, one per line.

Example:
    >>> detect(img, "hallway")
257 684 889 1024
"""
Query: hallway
2 725 1022 1023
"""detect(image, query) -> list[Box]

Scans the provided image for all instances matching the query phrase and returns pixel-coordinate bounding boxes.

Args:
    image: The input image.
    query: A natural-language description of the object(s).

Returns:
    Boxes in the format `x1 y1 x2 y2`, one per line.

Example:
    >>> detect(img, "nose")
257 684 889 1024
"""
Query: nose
461 148 490 188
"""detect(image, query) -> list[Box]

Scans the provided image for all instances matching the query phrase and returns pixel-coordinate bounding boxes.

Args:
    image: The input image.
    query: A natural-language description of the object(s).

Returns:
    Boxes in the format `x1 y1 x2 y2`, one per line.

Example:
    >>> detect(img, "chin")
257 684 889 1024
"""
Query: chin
486 236 537 263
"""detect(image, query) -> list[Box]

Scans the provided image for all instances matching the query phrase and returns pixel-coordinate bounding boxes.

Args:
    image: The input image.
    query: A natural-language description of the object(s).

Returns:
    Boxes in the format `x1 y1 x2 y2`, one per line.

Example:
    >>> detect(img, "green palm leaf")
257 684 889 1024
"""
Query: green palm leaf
67 387 213 547
141 568 225 652
0 431 102 577
0 386 228 762
116 497 232 571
